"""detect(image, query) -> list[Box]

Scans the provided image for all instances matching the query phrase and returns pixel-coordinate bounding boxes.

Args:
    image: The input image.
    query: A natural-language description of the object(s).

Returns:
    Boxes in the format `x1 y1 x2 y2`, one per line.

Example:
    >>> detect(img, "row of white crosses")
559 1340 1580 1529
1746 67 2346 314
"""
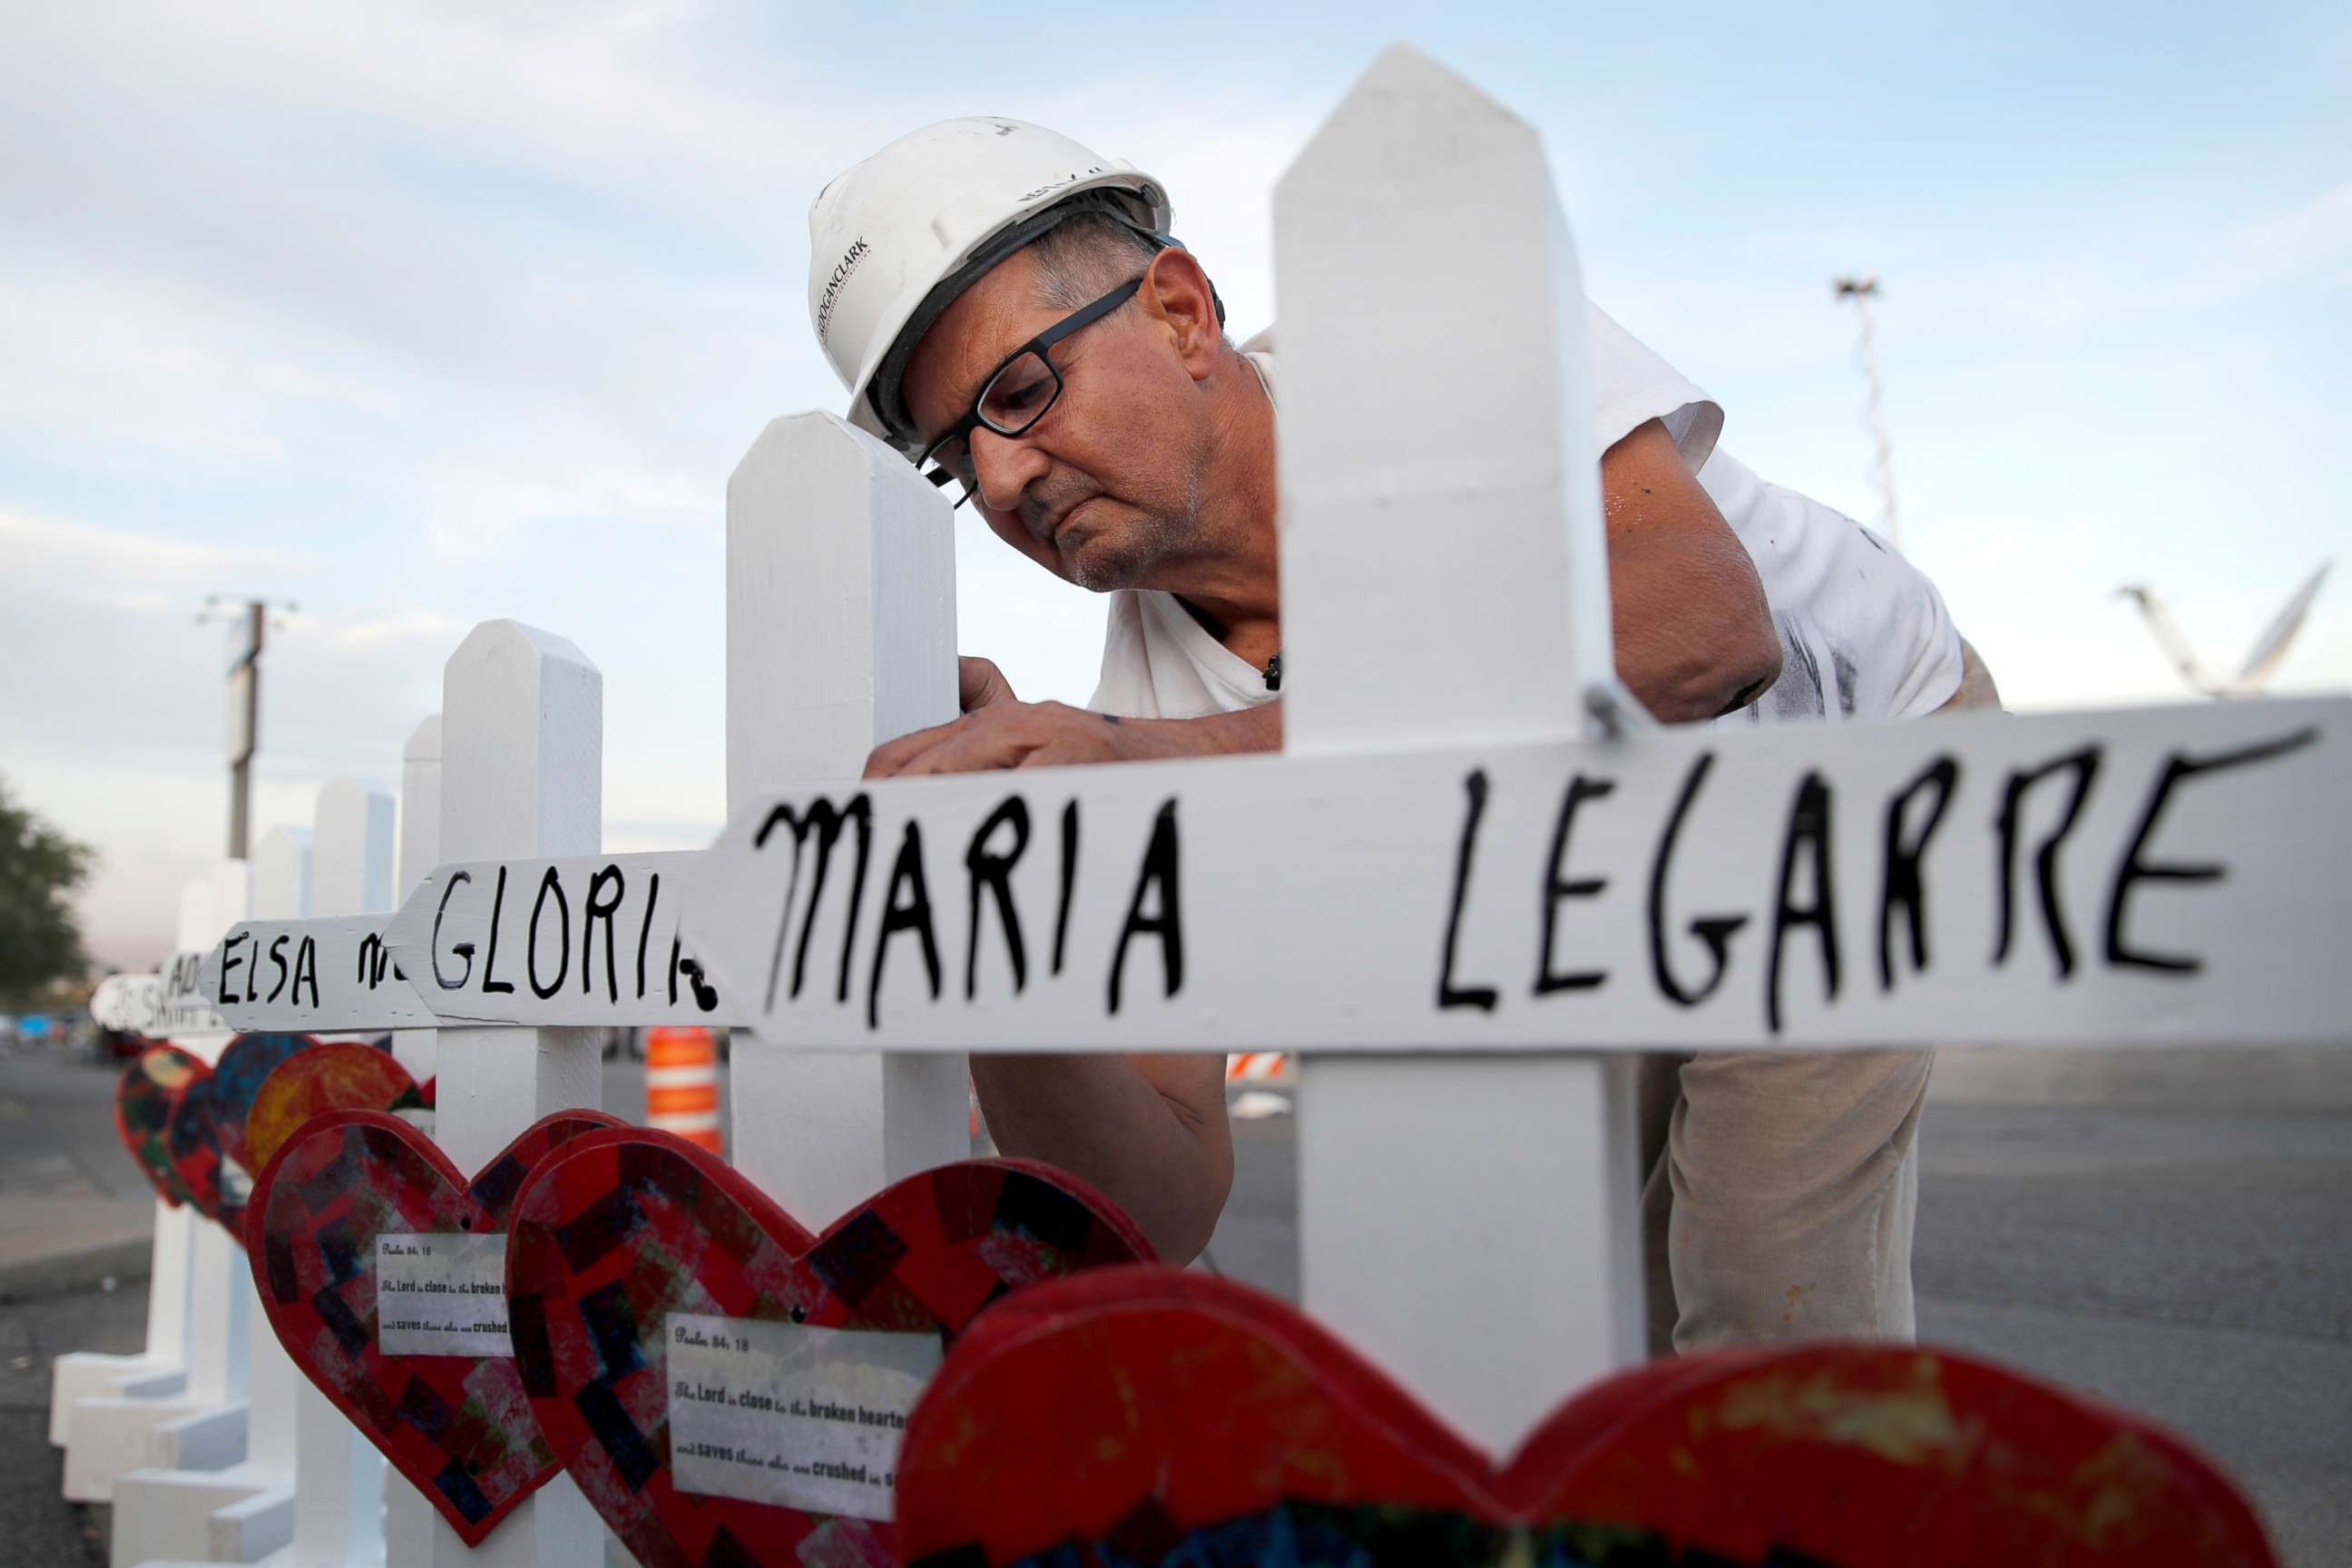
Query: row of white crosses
63 865 246 1514
76 44 2352 1568
63 791 397 1567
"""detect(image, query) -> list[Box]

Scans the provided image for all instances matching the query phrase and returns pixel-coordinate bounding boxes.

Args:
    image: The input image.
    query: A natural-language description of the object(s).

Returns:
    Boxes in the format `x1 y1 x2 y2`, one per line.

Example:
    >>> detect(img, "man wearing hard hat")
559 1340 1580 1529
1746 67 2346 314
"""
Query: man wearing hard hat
808 119 1997 1355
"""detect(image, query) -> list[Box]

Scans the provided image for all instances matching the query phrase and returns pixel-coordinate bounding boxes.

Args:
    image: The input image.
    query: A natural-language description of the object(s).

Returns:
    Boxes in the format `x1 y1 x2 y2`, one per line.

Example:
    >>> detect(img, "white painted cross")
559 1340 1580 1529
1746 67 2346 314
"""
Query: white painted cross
402 620 608 1568
177 38 2352 1510
391 715 444 1086
53 869 239 1507
257 782 397 1568
101 855 279 1565
677 46 2352 1455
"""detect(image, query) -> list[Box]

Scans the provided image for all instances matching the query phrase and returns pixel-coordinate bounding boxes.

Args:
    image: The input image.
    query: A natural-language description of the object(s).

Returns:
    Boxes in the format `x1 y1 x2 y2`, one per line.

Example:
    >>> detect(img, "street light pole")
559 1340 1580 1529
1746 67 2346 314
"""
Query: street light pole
1833 275 1900 554
198 595 295 859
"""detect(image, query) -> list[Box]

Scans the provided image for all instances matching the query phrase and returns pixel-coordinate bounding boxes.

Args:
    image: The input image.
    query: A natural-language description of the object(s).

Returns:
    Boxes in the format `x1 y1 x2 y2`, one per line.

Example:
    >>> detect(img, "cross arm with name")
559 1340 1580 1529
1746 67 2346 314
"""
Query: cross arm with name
681 698 2347 1054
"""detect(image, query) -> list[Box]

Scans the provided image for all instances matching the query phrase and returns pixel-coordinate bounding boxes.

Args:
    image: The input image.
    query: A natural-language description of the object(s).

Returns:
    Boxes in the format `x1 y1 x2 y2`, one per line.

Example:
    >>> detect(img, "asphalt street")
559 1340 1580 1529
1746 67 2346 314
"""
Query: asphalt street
0 1051 162 1272
5 1045 2347 1565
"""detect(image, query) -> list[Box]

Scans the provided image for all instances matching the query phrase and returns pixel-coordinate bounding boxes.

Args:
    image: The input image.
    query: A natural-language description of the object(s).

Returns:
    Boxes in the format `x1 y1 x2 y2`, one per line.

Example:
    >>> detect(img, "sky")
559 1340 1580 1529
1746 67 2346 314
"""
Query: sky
2 1 2345 968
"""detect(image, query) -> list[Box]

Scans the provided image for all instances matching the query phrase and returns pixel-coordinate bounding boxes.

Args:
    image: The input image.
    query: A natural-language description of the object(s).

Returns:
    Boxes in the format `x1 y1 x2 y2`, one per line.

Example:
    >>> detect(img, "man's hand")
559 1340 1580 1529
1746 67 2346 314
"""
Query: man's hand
950 653 1016 713
864 656 1280 778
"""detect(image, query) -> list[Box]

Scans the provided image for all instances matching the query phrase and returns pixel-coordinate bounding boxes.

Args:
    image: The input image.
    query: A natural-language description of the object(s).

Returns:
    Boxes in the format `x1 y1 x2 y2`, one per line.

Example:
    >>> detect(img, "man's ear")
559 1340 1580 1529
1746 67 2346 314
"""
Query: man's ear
1138 248 1224 381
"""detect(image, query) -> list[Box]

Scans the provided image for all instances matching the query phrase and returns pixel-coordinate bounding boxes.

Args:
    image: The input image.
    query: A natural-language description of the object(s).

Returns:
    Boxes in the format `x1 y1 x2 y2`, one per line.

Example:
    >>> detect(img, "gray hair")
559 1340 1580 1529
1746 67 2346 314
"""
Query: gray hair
1027 208 1165 309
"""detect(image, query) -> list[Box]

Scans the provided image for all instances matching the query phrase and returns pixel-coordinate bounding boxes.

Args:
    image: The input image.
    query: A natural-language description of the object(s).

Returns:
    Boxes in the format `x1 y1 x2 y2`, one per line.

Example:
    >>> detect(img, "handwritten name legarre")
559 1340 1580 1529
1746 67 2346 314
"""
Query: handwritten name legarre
694 702 2340 1051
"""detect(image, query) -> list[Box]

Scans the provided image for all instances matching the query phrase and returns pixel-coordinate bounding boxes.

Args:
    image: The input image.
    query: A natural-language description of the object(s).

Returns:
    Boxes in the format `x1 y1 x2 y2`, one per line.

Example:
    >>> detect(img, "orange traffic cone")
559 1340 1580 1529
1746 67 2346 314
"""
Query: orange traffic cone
643 1026 722 1152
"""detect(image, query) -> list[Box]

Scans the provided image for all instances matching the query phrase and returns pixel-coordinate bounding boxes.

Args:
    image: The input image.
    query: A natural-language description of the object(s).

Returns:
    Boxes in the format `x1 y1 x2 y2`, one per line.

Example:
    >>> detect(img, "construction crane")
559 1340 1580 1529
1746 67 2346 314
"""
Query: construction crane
2115 560 2332 698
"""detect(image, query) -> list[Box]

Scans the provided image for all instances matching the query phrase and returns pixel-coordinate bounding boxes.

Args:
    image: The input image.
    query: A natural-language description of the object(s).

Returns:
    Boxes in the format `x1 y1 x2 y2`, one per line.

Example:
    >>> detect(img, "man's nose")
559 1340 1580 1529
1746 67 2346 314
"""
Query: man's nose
968 425 1048 515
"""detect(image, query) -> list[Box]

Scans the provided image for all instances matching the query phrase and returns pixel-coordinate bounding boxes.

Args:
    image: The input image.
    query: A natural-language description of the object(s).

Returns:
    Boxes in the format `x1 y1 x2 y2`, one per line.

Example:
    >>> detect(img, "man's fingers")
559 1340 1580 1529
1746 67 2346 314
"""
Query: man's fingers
897 720 1039 776
863 714 969 779
959 656 1017 712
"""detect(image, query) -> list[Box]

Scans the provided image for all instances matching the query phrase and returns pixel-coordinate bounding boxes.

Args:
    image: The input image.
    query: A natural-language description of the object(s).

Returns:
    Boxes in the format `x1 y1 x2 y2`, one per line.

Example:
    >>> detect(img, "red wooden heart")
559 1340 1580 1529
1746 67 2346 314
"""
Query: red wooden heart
114 1044 209 1207
895 1269 2275 1567
502 1128 1153 1568
248 1107 625 1544
244 1042 428 1173
165 1033 319 1242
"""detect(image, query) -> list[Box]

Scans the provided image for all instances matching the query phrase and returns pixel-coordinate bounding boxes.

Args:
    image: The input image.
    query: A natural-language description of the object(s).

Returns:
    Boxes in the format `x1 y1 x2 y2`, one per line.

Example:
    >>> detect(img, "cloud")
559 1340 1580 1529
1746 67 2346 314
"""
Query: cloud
279 608 464 652
0 504 319 589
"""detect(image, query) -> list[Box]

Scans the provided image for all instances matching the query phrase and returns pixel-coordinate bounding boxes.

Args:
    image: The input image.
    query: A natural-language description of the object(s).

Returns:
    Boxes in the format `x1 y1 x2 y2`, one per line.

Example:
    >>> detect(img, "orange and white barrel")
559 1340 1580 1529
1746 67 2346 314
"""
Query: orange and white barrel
1226 1052 1292 1083
643 1027 722 1152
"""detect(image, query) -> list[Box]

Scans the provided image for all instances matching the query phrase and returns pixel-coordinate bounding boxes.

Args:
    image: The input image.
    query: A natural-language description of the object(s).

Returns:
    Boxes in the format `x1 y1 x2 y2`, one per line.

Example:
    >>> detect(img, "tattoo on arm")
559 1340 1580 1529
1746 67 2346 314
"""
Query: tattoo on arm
1100 713 1122 726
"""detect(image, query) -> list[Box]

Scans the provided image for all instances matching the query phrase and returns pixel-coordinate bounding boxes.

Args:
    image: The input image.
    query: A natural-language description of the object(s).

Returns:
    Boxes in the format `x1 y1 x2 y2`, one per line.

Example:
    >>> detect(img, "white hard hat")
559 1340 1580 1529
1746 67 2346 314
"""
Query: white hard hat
808 117 1171 450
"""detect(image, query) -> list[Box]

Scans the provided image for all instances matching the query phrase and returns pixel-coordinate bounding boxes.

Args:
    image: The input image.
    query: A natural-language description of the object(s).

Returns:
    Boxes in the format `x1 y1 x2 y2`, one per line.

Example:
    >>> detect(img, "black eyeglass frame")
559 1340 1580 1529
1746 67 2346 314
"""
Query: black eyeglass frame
914 275 1145 509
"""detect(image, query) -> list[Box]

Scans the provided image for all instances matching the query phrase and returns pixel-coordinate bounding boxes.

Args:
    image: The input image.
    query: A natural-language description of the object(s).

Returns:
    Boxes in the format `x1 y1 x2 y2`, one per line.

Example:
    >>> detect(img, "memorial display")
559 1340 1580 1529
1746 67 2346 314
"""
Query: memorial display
246 1107 625 1544
161 1031 317 1241
894 1269 2275 1566
113 1043 210 1207
504 1130 1150 1565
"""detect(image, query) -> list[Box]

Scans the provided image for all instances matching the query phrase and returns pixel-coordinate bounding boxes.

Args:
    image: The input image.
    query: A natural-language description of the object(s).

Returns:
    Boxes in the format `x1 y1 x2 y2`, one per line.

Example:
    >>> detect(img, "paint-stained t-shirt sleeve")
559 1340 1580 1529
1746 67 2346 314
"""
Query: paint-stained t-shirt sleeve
1700 452 1964 725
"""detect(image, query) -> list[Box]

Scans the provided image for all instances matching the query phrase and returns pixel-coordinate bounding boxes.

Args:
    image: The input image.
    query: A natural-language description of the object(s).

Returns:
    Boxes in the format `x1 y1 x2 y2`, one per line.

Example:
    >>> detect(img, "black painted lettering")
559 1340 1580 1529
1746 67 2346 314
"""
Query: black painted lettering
292 936 319 1009
668 936 681 1006
1110 800 1183 1015
867 822 942 1030
1053 800 1078 977
1648 752 1749 1006
756 797 874 1011
1993 747 2102 978
481 867 515 995
1878 756 1959 991
679 956 720 1014
527 867 569 1001
1765 771 1839 1034
1437 770 1501 1013
431 871 475 991
217 932 247 1004
267 934 290 1003
965 798 1031 1001
635 872 660 1000
1535 774 1613 995
2104 728 2317 975
583 864 623 1004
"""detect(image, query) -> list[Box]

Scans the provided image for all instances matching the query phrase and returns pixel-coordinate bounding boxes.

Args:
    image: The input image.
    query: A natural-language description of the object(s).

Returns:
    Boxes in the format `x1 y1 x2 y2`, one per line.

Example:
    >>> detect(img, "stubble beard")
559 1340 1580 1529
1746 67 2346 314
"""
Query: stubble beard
1061 461 1207 594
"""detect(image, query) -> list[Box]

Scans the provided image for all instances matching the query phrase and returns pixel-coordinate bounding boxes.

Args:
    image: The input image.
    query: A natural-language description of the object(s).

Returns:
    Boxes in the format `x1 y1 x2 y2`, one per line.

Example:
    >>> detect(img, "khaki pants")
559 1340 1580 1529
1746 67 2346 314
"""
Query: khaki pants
1639 1047 1933 1356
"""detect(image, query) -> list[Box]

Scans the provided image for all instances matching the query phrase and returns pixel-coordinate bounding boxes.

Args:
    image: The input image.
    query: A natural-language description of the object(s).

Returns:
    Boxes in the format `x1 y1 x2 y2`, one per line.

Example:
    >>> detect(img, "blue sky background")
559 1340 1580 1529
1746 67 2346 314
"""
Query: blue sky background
3 2 2345 964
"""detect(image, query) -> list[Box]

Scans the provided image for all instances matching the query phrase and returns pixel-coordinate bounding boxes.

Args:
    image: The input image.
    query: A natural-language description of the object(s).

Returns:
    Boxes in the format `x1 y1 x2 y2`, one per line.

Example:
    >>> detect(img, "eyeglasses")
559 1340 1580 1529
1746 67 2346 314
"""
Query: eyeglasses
915 276 1144 511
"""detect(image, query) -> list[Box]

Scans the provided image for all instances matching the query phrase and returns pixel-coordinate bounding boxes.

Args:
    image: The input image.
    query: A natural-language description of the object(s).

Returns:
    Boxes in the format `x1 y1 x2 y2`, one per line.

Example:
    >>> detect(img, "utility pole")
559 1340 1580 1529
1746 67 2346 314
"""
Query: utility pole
1833 275 1899 553
197 594 296 858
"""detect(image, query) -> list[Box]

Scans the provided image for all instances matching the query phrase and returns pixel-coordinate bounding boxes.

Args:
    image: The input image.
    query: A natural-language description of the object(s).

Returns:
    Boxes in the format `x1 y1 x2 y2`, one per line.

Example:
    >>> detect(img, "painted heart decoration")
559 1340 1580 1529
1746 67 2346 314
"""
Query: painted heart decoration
503 1129 1153 1568
249 1107 625 1544
895 1269 2275 1567
114 1044 209 1207
164 1032 319 1240
244 1041 430 1174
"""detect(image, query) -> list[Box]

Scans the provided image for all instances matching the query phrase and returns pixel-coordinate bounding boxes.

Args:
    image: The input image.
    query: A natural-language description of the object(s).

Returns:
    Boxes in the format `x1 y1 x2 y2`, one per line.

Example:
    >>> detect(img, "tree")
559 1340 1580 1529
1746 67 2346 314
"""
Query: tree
0 778 95 1006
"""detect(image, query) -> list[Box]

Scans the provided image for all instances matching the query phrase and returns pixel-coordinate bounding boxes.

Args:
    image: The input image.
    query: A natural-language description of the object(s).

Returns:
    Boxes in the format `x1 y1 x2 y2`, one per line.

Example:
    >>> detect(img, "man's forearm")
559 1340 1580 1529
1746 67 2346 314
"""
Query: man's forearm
1119 700 1281 758
969 1052 1233 1264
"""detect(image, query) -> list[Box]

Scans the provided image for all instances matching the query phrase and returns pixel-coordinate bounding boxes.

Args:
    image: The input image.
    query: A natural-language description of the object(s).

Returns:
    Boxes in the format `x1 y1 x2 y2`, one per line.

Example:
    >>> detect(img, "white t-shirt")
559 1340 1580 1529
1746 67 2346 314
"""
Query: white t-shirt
1087 304 1961 726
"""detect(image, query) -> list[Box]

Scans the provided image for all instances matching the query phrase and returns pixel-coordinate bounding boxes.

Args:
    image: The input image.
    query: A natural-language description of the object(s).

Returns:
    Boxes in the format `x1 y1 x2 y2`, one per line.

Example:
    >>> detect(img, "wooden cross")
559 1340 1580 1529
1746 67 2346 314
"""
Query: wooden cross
54 871 231 1507
678 46 2352 1455
179 44 2351 1559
